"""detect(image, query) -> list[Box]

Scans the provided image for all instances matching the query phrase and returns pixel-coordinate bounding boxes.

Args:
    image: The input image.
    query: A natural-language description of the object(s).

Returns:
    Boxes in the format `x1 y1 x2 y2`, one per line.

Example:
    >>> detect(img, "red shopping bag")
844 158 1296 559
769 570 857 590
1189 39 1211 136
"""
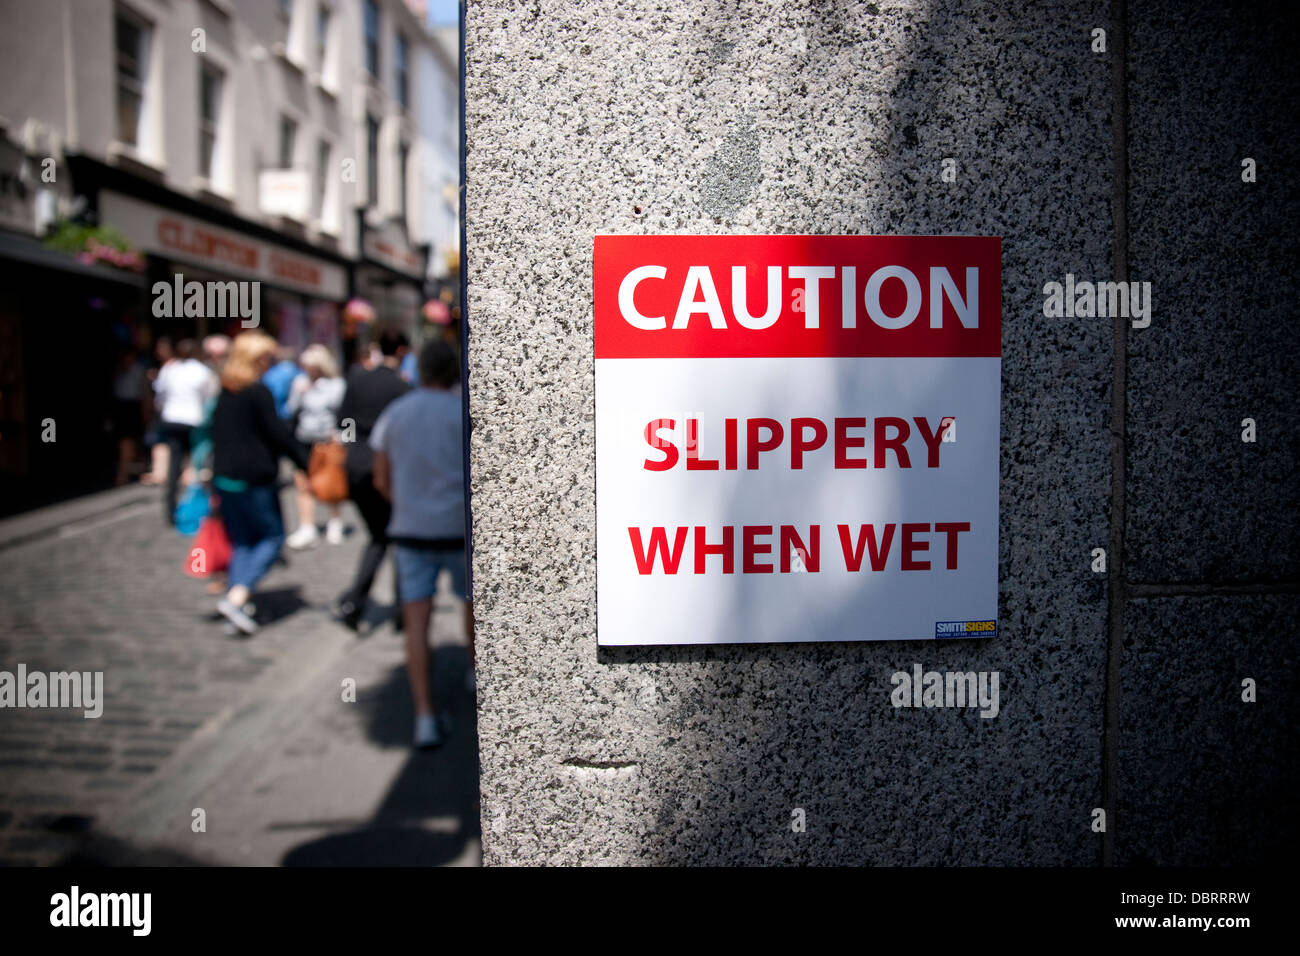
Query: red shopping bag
185 514 232 578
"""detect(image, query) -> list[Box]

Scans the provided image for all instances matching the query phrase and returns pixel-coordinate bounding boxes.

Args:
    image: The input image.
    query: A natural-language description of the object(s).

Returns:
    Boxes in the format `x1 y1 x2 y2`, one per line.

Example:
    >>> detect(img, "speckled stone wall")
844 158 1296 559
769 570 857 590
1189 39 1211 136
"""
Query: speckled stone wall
1117 0 1299 866
463 0 1297 864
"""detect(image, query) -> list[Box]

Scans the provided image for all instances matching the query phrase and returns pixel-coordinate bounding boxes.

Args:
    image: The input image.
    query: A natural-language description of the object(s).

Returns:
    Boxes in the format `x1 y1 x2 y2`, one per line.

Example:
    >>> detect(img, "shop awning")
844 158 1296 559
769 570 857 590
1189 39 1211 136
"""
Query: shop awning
0 229 147 287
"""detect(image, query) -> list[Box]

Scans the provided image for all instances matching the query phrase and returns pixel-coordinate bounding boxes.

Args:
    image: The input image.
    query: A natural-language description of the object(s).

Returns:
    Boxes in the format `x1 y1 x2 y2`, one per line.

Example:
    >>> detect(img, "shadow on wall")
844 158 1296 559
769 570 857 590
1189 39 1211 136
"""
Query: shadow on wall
548 0 1126 866
582 0 1298 866
592 0 1097 866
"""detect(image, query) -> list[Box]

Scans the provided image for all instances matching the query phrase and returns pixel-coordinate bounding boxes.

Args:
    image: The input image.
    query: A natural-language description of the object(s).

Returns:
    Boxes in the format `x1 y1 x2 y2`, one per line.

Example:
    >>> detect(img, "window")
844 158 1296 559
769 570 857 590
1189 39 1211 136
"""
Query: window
316 139 330 222
364 0 379 78
115 9 149 147
277 0 293 45
316 3 330 71
398 141 408 221
279 116 297 169
199 64 222 181
396 33 409 108
365 114 379 207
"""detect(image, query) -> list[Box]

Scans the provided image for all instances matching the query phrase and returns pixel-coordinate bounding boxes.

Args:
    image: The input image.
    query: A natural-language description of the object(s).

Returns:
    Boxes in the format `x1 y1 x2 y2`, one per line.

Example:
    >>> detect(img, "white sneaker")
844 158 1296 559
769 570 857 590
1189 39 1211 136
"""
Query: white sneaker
325 518 346 544
217 598 258 635
414 713 445 750
286 524 319 550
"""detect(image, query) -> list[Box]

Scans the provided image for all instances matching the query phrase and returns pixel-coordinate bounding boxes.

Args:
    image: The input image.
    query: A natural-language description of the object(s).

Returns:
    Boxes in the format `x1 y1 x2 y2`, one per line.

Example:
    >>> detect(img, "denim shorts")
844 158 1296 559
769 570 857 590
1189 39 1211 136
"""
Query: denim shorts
394 546 468 603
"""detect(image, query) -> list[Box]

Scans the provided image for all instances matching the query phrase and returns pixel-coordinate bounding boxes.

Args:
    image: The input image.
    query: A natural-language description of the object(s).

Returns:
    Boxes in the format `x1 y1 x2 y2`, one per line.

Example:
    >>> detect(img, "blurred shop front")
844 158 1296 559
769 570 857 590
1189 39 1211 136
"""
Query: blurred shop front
98 190 348 354
0 141 147 516
0 154 351 516
67 157 350 357
354 213 429 353
0 235 147 516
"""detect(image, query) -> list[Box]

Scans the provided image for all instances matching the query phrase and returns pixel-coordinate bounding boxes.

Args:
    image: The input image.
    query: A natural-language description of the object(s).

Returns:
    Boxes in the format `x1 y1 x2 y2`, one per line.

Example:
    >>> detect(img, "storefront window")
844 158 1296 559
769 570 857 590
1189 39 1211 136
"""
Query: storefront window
355 267 421 349
266 288 342 361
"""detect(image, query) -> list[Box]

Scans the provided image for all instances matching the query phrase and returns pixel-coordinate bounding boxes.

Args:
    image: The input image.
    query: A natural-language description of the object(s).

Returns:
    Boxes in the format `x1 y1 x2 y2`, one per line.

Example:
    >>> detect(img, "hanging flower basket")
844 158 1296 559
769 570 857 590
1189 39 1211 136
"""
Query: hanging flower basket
343 298 377 324
422 299 452 325
45 221 145 272
341 298 377 338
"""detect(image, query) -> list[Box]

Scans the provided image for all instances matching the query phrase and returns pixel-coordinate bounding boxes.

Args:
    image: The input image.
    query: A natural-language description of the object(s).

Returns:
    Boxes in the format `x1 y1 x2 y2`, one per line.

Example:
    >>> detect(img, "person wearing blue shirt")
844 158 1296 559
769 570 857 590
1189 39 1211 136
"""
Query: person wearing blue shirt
262 347 306 420
399 349 418 385
370 338 470 749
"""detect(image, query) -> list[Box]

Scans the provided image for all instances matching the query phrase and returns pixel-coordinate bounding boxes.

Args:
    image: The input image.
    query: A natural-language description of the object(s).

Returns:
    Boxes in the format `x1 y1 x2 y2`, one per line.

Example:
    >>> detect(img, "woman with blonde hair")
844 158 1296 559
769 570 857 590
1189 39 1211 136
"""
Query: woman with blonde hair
208 331 311 635
286 344 348 548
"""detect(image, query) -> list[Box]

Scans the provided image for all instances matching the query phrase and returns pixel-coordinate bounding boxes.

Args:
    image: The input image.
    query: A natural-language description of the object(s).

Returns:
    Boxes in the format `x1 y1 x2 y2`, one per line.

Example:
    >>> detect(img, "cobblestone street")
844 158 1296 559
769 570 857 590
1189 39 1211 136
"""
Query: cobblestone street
0 483 480 866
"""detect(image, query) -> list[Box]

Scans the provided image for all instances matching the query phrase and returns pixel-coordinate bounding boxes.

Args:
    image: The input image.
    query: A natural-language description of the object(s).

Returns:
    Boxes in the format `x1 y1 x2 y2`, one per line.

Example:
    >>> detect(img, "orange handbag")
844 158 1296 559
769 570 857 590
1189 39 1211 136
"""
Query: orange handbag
308 440 349 503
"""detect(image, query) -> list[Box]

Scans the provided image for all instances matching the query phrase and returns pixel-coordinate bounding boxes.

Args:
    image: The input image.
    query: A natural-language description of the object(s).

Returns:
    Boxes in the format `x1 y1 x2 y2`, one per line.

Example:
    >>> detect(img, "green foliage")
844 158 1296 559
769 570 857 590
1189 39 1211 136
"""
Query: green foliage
43 220 145 271
43 220 134 254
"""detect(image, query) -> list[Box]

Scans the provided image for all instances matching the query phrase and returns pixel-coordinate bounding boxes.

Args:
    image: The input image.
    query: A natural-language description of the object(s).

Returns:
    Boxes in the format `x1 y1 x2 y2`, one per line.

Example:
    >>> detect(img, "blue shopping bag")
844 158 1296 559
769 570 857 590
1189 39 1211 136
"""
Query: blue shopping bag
174 483 210 535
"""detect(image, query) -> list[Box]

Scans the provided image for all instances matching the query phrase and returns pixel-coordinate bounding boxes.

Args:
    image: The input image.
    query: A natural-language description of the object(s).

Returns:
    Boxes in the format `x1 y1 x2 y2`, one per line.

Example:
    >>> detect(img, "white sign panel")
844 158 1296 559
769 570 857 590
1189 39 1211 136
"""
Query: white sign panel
258 169 312 221
594 235 1002 646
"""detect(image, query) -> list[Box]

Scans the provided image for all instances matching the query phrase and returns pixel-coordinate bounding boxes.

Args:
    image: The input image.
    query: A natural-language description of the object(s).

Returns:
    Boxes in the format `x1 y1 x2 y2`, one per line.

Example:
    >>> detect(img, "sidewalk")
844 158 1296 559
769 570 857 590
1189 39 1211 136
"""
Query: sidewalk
0 483 479 866
0 483 157 552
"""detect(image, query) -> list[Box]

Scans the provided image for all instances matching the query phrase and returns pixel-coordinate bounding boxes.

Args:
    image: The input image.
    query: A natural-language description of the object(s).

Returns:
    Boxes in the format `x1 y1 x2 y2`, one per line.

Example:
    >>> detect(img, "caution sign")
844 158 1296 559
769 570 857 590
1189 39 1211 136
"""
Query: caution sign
594 235 1001 646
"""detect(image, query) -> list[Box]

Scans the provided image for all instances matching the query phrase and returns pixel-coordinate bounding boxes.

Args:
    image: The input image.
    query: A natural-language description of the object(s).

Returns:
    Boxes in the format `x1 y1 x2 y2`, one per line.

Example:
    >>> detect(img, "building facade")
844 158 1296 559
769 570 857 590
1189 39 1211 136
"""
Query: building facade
0 0 458 512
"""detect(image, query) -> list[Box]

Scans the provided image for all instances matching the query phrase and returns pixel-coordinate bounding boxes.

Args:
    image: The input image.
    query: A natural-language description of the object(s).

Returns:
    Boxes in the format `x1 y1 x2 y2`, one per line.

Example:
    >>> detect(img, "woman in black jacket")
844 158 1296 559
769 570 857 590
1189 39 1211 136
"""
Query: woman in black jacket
209 331 310 634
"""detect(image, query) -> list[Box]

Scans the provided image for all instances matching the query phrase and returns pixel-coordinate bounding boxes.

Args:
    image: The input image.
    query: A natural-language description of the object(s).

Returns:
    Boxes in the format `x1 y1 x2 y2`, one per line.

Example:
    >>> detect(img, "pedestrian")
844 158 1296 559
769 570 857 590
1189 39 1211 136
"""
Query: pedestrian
370 338 472 749
202 334 231 370
154 338 217 526
142 336 174 486
331 329 411 631
399 346 418 385
209 331 311 635
286 344 348 549
263 345 305 420
111 345 150 486
192 335 228 594
192 335 230 479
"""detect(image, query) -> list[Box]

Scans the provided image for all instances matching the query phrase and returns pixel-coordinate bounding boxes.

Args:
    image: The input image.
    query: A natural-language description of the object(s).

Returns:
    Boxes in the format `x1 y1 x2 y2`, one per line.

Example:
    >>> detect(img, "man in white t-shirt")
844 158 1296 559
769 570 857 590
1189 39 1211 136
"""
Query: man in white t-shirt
370 339 471 750
154 338 217 525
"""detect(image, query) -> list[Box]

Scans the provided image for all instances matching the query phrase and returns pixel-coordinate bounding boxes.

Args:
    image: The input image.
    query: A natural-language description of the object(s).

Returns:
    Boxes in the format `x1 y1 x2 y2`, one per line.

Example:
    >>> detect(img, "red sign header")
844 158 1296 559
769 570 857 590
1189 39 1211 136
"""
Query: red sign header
594 235 1001 359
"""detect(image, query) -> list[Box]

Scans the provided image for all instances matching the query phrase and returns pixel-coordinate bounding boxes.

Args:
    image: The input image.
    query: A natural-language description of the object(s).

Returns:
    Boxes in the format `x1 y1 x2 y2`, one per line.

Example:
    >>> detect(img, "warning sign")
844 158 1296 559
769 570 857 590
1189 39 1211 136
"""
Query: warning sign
594 235 1001 646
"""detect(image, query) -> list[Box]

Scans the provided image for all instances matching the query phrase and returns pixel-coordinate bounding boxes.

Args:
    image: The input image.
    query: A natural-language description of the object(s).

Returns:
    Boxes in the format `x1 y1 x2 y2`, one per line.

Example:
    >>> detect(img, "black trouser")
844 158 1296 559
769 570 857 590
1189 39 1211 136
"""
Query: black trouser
161 422 195 525
339 473 400 610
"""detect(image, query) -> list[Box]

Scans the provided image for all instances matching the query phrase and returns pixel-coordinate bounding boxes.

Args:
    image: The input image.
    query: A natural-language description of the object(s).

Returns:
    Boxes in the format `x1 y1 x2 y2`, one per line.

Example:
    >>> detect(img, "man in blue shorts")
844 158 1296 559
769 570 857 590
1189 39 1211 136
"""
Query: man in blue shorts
371 338 472 749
